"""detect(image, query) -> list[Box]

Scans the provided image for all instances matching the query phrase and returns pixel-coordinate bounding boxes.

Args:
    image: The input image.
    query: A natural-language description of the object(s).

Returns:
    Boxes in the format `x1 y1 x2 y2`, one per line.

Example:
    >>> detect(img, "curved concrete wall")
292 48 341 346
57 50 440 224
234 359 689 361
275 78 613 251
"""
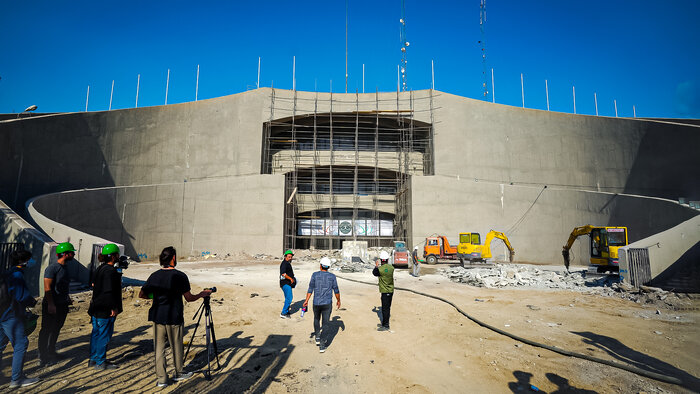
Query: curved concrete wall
2 88 698 264
29 174 284 260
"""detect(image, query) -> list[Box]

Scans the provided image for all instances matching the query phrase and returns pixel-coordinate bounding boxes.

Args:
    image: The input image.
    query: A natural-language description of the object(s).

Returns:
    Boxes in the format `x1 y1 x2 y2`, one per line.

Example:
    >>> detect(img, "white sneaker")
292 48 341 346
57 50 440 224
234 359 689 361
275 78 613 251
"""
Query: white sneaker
9 377 40 388
280 314 291 319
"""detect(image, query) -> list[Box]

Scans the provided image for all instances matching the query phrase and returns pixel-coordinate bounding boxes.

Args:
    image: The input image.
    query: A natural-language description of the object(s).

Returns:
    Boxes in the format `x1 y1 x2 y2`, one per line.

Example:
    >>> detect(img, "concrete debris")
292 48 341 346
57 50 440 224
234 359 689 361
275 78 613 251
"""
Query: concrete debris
439 263 694 310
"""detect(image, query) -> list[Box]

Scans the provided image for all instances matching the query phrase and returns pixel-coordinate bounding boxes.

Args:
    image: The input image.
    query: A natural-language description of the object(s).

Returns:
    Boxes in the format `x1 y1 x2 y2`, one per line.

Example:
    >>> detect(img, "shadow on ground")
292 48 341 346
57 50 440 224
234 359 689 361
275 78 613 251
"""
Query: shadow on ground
507 370 598 393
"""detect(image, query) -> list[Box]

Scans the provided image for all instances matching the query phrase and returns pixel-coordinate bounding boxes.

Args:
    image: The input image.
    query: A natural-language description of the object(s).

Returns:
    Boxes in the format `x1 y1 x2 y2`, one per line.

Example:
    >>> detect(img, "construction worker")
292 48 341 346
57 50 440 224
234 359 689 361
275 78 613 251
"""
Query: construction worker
411 245 421 277
139 246 211 388
0 250 40 388
373 251 394 331
302 257 341 353
87 244 123 370
38 241 75 366
279 250 296 319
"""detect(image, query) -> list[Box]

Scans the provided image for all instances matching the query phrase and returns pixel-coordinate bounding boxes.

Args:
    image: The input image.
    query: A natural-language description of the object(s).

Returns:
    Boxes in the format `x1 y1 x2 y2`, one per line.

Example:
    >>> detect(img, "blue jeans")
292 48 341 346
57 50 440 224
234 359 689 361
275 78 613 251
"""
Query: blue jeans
90 316 115 365
0 314 29 381
281 284 293 315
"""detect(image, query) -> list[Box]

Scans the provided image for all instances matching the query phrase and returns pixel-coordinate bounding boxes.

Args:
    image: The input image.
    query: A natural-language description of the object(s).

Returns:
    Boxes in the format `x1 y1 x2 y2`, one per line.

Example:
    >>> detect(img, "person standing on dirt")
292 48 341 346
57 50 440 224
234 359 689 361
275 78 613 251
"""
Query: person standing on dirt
279 250 296 319
302 257 341 353
0 249 40 388
87 244 123 371
38 241 75 366
410 246 421 277
373 251 394 331
139 246 211 388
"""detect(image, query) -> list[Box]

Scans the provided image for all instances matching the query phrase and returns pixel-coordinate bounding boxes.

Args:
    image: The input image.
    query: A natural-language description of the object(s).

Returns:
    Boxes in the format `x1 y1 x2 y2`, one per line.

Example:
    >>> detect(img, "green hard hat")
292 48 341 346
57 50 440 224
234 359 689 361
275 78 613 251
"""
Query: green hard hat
284 249 294 256
101 243 120 255
56 242 76 254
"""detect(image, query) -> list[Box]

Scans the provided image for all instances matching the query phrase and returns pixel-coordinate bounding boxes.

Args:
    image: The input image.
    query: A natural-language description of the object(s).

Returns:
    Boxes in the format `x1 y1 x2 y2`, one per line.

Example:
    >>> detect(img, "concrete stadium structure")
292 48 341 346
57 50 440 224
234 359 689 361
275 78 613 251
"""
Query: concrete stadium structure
1 88 699 291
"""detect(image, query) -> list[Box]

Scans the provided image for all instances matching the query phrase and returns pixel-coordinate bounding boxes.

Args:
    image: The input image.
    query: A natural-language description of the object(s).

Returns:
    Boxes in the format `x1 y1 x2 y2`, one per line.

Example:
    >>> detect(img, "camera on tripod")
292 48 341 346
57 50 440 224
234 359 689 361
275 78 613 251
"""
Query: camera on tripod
204 287 217 293
115 255 130 270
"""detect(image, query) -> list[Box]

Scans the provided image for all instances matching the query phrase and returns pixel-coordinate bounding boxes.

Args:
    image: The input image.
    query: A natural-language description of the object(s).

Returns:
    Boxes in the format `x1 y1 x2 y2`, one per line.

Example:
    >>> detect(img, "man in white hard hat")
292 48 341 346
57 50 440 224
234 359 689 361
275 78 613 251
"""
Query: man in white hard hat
372 251 394 331
302 257 341 353
411 245 421 277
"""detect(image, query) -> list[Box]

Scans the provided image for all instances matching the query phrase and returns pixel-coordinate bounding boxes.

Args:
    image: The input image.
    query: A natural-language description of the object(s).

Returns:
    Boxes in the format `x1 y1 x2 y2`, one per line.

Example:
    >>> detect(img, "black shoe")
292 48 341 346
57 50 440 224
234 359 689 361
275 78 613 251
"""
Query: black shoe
319 342 327 353
88 360 96 367
94 362 118 371
377 326 390 332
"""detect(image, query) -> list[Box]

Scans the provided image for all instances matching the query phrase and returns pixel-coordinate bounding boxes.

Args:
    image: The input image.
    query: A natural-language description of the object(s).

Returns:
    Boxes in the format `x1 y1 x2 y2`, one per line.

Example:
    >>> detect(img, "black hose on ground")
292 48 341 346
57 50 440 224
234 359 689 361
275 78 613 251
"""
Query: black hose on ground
336 275 685 387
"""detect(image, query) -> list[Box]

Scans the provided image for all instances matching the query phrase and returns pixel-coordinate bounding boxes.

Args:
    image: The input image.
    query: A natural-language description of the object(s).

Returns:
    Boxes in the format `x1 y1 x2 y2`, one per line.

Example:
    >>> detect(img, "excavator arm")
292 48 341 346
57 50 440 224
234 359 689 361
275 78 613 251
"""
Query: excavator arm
484 231 516 262
562 225 595 271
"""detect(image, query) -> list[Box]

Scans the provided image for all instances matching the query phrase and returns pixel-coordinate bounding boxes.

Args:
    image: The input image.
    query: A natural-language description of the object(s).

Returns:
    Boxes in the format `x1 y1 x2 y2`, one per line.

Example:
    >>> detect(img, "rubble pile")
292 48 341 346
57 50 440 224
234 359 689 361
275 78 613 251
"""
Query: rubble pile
440 264 606 291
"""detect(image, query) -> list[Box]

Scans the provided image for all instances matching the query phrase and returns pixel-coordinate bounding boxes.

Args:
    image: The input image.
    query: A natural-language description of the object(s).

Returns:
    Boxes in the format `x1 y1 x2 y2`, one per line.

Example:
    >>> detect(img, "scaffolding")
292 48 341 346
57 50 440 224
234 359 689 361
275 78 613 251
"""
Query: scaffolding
262 89 435 250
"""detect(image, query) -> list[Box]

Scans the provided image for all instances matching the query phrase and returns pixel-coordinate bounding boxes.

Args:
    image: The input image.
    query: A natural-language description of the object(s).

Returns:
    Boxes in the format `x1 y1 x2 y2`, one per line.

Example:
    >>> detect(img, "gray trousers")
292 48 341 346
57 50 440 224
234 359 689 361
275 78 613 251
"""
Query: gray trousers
153 323 184 384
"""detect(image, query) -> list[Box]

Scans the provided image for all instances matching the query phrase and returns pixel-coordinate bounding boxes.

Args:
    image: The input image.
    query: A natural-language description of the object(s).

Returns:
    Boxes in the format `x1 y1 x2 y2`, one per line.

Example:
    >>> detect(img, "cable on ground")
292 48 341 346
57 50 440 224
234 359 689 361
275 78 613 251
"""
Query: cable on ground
336 275 685 387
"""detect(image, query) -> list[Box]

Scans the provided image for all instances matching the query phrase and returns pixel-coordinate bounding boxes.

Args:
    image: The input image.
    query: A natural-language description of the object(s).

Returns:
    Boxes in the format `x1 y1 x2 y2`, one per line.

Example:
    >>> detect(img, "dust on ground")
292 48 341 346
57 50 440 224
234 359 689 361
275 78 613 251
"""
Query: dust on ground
2 256 699 393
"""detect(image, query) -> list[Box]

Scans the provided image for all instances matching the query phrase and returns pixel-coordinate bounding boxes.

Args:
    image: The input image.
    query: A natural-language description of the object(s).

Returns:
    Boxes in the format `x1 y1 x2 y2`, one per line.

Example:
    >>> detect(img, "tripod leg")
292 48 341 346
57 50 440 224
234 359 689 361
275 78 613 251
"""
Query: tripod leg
205 309 212 380
208 313 221 369
185 304 205 359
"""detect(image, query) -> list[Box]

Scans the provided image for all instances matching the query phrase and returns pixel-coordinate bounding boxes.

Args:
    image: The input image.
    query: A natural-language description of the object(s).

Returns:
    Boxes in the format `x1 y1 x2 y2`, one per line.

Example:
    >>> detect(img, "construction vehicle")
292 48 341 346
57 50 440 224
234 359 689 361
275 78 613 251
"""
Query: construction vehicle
423 236 459 264
562 226 628 272
392 241 409 267
457 231 515 266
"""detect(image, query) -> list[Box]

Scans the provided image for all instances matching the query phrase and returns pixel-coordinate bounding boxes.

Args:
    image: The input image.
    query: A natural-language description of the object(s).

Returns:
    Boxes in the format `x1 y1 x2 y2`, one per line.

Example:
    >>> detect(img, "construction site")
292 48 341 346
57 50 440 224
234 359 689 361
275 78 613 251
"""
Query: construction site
1 2 700 393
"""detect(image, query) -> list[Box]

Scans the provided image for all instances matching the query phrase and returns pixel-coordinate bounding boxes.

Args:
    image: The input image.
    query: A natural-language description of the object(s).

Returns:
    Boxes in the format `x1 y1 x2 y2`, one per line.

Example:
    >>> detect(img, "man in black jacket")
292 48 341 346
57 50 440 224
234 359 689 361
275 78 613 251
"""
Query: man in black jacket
88 244 123 370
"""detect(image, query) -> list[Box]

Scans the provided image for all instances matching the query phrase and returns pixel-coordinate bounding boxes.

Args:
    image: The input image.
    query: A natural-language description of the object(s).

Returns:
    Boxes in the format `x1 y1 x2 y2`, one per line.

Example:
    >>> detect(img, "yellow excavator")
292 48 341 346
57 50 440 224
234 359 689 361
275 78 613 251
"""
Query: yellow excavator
457 231 515 266
562 226 628 272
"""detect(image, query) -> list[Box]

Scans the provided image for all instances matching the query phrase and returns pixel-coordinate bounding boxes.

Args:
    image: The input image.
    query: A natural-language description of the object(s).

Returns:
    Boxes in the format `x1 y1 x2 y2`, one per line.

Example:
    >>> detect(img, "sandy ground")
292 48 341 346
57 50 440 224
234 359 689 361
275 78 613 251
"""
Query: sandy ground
1 258 699 393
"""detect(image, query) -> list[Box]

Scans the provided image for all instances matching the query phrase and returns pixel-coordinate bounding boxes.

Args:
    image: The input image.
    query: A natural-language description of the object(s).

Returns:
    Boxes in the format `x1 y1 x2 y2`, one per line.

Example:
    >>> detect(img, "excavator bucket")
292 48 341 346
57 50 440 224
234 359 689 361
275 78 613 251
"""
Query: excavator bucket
562 249 570 271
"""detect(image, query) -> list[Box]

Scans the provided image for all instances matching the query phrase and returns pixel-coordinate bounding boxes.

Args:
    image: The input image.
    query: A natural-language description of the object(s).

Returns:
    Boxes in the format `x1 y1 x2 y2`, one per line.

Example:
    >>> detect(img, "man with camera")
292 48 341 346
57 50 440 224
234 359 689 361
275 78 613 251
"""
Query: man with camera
139 246 211 388
0 249 40 388
87 244 123 371
38 241 75 366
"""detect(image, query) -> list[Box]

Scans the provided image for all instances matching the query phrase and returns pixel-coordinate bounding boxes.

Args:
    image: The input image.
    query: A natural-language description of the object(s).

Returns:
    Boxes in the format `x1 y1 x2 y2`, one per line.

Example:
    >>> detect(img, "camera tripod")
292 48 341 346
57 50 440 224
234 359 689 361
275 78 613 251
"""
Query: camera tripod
185 295 220 380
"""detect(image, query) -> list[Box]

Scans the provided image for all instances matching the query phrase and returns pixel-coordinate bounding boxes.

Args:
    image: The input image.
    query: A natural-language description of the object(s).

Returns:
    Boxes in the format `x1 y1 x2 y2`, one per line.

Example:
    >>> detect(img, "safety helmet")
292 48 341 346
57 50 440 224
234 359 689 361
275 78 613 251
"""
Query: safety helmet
284 249 294 256
379 251 390 260
56 242 76 254
320 257 332 268
101 243 120 255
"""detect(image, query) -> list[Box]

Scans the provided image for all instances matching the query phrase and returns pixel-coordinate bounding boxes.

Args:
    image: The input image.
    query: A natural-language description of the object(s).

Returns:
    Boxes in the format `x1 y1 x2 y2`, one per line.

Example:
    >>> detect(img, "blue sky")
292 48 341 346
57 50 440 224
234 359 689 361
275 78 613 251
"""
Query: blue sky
1 0 699 118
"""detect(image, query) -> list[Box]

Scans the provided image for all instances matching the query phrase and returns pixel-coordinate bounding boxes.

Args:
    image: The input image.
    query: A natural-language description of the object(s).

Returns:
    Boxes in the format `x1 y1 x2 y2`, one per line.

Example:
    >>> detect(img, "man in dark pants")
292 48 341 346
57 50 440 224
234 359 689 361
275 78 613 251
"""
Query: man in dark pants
0 250 40 388
302 257 340 353
87 244 123 370
372 250 394 331
139 246 211 388
279 250 296 319
38 242 75 366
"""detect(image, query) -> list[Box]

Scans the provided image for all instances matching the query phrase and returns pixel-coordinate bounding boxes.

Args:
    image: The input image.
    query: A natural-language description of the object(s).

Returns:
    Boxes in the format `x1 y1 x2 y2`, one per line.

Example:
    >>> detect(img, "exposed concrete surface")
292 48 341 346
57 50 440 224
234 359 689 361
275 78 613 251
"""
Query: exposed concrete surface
411 175 698 265
28 174 285 260
619 215 700 290
0 199 56 295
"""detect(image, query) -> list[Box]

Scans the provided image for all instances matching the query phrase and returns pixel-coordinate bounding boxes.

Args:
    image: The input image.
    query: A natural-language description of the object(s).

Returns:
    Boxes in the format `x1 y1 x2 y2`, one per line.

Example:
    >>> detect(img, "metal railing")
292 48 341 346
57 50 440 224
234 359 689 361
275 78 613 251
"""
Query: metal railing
627 248 652 287
0 243 23 273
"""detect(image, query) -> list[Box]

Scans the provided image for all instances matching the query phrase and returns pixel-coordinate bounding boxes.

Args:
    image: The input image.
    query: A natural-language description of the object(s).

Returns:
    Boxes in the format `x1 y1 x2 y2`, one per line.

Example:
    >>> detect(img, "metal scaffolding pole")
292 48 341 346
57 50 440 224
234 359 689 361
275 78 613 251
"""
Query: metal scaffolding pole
352 90 360 242
328 90 334 248
373 89 380 247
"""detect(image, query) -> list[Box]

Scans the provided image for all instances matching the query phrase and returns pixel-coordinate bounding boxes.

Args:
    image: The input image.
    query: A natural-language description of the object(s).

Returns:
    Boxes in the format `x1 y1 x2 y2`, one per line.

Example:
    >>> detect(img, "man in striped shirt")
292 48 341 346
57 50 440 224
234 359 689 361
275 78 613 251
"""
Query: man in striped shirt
302 257 341 353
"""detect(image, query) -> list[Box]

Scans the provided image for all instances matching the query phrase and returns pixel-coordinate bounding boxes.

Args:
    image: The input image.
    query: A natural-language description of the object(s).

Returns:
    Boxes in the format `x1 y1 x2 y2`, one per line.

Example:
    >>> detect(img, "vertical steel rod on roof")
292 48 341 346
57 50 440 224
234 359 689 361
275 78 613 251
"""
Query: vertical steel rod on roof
397 65 400 92
573 86 576 114
520 73 525 108
491 68 495 103
345 0 348 94
257 57 261 89
195 65 199 101
545 79 550 111
292 56 296 91
594 92 598 116
165 69 170 105
136 74 140 108
633 105 636 118
362 64 365 94
85 85 90 112
109 80 114 111
614 99 618 117
432 60 435 90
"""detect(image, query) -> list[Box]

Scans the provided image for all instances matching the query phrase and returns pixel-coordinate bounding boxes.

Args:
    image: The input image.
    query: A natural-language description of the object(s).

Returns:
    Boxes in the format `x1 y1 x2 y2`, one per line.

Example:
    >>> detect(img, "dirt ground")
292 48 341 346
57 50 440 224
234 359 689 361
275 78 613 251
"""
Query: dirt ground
2 258 699 393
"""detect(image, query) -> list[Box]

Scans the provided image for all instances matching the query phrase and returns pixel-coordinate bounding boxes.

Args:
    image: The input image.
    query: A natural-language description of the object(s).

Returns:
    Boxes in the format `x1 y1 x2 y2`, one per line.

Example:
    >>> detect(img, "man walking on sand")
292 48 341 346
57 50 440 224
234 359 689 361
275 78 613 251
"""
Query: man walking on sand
302 257 340 353
373 251 394 331
279 250 296 319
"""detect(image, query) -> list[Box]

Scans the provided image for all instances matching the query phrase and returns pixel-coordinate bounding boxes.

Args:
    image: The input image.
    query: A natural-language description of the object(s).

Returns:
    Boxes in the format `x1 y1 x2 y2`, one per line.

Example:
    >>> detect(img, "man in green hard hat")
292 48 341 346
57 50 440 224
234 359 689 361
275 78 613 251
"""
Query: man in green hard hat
279 250 296 319
87 244 123 370
38 241 75 366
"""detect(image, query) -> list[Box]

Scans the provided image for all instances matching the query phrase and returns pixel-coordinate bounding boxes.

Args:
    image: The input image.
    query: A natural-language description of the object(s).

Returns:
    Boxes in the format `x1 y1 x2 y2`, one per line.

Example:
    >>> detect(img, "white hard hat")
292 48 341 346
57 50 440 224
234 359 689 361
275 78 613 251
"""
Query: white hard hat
320 257 332 268
379 251 390 260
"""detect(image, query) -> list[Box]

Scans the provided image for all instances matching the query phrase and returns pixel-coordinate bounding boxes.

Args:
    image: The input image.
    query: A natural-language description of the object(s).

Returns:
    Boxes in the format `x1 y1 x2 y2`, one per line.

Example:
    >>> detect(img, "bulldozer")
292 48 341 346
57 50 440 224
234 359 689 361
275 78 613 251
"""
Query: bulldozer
562 225 628 272
457 231 515 266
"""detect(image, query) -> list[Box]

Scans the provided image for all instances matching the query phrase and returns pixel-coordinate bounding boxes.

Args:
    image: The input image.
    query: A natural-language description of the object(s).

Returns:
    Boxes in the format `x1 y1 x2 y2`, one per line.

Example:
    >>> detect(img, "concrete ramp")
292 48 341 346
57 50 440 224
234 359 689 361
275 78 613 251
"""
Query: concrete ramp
619 213 700 292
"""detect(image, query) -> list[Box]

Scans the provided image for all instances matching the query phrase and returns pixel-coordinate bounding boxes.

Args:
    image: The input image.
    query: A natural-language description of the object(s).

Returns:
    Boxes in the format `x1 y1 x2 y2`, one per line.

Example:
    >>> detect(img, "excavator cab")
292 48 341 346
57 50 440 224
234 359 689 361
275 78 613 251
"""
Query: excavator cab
562 226 627 272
